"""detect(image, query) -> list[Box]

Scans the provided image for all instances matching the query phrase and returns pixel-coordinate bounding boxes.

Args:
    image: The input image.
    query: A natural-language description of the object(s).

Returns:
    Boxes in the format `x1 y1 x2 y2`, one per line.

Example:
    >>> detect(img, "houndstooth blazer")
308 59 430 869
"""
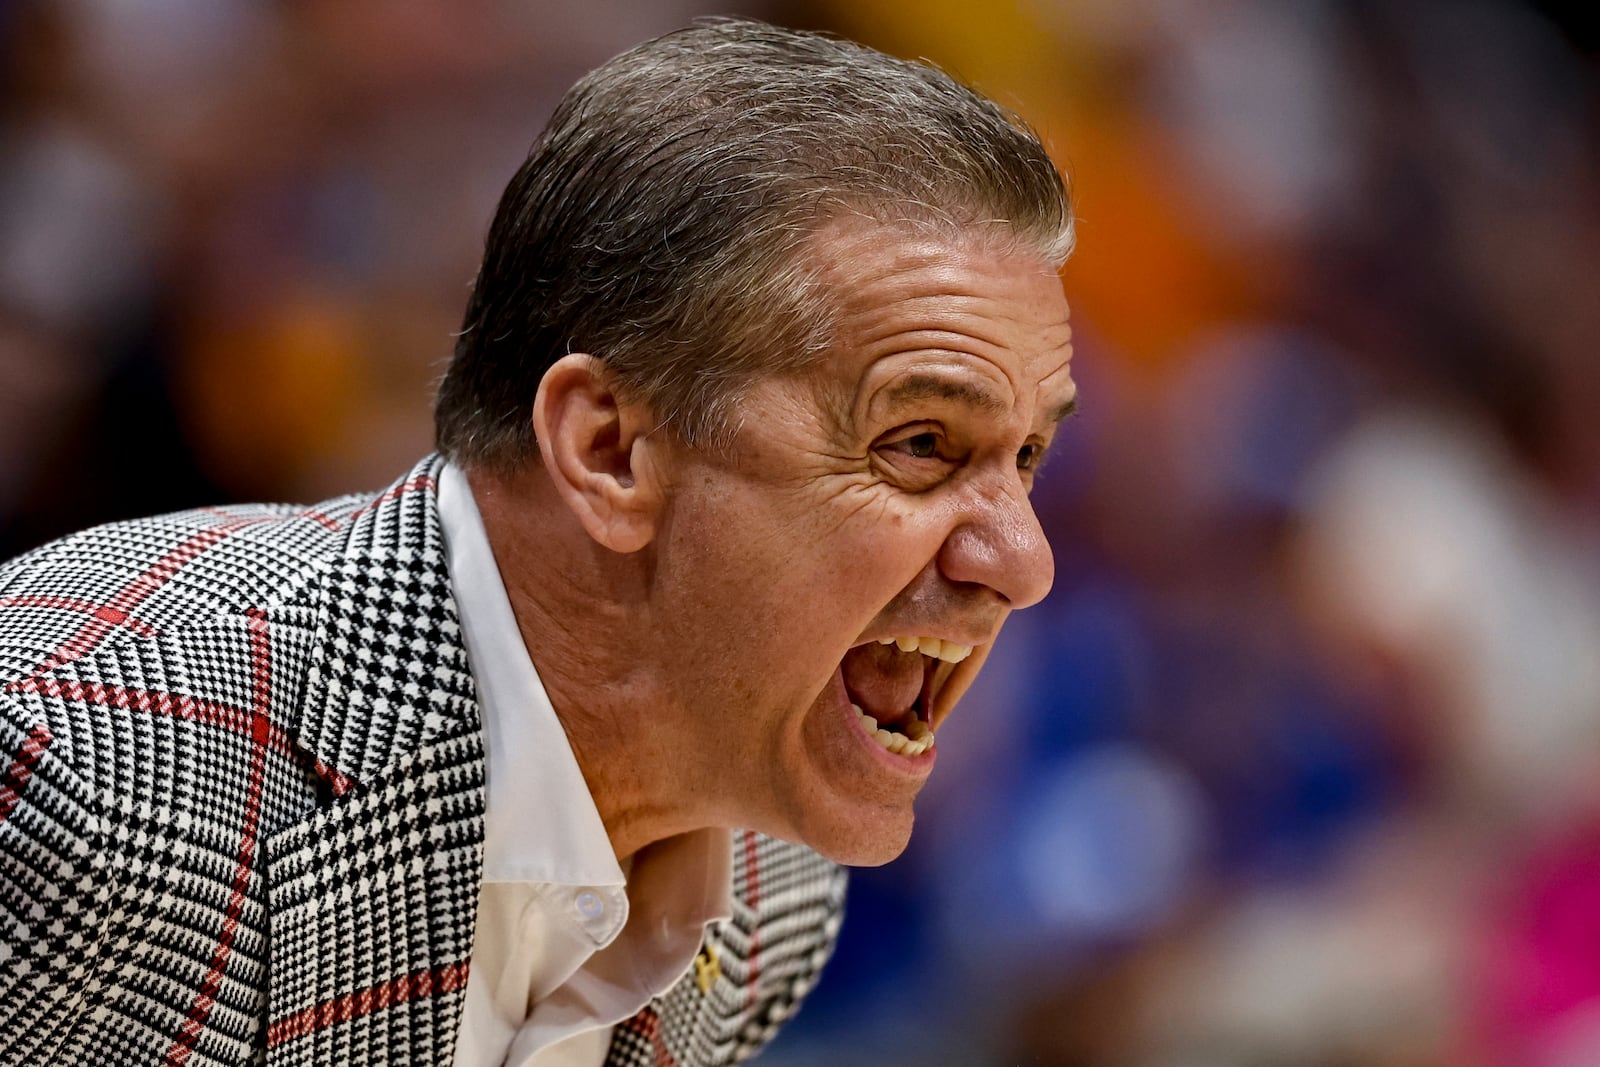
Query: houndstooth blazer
0 455 847 1066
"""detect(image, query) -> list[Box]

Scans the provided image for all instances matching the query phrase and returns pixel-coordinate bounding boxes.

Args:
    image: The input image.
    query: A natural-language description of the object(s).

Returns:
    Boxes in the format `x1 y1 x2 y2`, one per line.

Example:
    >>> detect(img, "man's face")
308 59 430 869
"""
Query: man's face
648 221 1076 865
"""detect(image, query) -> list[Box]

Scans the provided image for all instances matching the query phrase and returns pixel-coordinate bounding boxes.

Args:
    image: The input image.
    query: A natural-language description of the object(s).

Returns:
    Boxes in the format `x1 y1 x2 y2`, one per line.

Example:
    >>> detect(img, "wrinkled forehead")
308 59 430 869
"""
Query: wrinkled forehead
794 219 1074 410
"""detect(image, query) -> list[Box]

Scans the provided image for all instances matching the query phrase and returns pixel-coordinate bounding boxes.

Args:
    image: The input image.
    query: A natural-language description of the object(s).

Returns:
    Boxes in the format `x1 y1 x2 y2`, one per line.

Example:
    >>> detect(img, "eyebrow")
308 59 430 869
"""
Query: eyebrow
877 374 1011 418
1048 396 1079 424
877 374 1079 429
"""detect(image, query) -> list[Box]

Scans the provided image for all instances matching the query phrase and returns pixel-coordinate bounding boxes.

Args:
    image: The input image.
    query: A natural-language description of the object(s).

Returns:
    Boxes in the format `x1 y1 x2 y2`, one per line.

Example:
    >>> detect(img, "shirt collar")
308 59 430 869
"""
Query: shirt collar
437 461 624 888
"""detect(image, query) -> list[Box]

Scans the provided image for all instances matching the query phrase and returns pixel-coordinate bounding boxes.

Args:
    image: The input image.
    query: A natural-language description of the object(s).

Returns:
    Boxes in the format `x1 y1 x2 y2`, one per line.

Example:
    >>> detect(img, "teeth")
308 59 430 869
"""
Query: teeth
943 643 973 663
872 636 975 663
852 703 935 757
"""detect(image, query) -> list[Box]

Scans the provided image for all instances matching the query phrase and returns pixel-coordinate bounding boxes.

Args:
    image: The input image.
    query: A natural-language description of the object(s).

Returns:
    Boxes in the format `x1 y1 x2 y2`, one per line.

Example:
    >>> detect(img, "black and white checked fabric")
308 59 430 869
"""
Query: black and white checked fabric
0 455 847 1065
620 831 847 1067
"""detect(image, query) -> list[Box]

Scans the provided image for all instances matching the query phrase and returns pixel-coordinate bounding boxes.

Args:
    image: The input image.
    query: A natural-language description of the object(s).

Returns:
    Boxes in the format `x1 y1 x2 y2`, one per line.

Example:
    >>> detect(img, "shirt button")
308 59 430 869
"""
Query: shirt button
575 890 605 919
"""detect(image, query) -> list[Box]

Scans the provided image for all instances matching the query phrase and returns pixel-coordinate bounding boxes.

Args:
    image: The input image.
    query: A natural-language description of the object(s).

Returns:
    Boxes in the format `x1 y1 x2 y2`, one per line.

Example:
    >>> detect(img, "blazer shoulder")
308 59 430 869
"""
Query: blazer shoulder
0 458 448 677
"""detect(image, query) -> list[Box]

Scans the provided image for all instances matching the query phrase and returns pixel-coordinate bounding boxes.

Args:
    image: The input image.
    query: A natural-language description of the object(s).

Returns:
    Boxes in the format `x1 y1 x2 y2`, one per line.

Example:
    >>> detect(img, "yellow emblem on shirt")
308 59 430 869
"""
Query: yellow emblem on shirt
693 944 720 993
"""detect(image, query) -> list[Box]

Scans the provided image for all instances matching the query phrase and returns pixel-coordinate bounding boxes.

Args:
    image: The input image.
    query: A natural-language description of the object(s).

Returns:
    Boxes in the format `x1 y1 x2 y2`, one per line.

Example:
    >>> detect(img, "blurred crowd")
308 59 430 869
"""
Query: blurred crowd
3 2 1598 1065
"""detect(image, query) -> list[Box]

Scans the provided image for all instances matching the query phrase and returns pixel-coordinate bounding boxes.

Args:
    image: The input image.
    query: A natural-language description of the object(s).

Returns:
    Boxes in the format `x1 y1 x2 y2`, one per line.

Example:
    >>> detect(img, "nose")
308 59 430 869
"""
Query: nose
937 475 1054 609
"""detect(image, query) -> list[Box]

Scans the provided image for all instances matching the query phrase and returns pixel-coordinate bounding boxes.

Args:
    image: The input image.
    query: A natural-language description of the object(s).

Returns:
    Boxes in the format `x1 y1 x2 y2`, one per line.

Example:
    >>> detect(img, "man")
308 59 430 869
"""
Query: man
0 17 1075 1066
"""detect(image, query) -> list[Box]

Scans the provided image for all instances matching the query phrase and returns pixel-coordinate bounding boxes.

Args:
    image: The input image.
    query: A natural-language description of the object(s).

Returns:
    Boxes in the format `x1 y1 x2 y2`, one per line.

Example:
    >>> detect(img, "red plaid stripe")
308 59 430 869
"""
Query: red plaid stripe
5 676 354 798
9 477 438 685
0 723 53 826
162 608 275 1066
346 476 434 522
265 960 470 1049
207 476 434 533
0 596 161 639
619 1006 680 1067
15 518 268 682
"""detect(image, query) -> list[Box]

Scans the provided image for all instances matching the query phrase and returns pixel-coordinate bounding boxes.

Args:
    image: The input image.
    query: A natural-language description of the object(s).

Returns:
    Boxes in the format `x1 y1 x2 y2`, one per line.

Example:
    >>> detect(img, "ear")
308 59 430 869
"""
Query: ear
532 354 665 553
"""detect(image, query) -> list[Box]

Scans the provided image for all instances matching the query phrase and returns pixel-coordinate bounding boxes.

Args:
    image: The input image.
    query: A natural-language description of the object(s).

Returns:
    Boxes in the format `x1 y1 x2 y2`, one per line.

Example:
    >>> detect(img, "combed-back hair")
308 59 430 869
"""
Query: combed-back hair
435 17 1073 470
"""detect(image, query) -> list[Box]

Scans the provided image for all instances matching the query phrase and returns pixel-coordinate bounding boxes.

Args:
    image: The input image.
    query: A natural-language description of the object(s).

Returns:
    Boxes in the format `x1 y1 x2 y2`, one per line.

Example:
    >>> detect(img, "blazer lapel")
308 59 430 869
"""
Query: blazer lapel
262 458 487 1066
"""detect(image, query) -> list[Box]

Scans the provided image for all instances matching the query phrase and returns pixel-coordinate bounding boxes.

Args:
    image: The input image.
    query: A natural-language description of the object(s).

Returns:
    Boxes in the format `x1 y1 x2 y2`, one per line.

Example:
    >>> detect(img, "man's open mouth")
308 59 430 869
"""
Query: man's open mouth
838 636 973 757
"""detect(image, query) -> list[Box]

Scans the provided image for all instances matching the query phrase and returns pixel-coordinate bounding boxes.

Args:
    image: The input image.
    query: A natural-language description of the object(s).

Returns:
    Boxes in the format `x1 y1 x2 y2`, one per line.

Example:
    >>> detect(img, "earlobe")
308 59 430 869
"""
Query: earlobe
532 354 663 553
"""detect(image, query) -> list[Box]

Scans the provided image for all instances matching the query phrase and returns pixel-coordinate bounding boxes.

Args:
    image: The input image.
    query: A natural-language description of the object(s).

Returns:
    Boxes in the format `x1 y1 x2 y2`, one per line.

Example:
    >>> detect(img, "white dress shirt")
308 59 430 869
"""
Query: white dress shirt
438 463 732 1067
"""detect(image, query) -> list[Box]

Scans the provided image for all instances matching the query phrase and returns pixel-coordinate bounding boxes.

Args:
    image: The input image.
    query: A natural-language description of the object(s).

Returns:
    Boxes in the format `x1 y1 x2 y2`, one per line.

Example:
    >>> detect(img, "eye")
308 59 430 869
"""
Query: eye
873 426 959 491
1017 443 1042 472
880 428 949 464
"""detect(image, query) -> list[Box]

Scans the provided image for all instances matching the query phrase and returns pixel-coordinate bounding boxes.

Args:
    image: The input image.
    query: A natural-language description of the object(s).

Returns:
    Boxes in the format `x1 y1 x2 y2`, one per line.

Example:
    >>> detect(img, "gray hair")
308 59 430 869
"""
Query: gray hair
435 17 1074 469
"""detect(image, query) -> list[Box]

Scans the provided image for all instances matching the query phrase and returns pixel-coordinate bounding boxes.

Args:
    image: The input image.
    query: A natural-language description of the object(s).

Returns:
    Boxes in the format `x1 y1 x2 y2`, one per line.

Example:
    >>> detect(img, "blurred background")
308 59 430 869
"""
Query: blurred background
3 1 1598 1063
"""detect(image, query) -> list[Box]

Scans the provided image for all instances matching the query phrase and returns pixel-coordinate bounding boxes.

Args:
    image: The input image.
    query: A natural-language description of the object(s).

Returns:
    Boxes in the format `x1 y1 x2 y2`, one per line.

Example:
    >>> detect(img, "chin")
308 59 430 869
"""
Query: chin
794 805 917 868
826 837 912 868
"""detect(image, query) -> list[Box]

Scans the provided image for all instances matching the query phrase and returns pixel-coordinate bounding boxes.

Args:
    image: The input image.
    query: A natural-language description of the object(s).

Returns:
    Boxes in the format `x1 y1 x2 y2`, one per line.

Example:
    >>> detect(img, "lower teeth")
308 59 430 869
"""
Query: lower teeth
851 703 935 756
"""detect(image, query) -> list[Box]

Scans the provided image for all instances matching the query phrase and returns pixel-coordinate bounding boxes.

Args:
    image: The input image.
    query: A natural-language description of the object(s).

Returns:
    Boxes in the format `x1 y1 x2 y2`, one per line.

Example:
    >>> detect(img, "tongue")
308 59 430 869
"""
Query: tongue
840 644 925 726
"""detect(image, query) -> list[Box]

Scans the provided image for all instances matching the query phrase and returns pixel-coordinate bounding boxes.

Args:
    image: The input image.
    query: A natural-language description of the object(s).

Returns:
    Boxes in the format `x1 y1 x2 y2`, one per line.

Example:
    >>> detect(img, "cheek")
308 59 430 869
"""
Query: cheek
825 495 953 581
669 465 954 630
717 504 931 645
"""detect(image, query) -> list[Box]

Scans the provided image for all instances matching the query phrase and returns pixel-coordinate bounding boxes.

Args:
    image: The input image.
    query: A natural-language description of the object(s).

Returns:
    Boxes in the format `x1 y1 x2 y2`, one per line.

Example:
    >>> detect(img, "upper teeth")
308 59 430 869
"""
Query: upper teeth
877 635 973 663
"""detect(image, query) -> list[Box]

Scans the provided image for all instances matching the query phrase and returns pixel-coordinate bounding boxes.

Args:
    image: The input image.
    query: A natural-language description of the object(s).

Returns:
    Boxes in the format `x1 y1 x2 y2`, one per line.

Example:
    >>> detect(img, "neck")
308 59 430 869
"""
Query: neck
467 465 709 862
